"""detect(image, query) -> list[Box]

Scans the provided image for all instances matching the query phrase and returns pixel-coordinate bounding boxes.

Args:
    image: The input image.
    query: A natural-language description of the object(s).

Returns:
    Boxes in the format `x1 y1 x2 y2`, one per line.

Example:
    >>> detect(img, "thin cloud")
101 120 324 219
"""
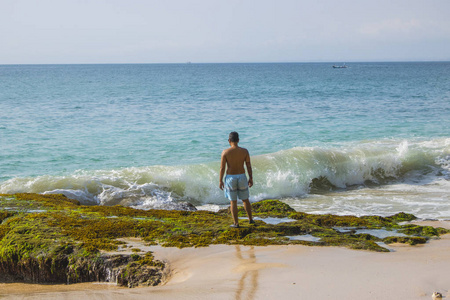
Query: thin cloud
359 19 421 36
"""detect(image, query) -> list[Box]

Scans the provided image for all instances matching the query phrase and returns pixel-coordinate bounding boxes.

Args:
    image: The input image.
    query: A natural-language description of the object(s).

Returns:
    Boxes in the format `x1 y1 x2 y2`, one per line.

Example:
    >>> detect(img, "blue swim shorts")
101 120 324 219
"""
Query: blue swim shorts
224 174 249 201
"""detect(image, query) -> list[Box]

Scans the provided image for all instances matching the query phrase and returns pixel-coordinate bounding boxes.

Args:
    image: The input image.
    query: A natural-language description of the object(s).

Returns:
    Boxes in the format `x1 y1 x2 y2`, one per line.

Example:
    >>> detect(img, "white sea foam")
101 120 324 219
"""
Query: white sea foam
1 138 449 218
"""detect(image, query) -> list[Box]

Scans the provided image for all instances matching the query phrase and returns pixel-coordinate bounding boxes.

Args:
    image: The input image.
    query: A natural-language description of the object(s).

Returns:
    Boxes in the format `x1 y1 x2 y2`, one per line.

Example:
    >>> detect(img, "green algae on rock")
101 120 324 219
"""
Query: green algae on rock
0 194 166 287
0 193 449 287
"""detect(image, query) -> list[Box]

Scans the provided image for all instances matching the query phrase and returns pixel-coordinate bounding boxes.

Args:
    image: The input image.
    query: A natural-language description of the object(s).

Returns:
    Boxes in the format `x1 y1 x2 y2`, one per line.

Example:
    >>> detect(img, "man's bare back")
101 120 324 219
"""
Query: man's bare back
219 145 253 189
219 132 253 190
221 146 250 175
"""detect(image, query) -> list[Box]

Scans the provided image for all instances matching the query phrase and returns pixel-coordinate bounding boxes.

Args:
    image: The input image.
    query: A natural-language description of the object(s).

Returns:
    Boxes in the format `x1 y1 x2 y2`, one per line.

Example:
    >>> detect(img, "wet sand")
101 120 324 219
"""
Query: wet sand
1 221 449 300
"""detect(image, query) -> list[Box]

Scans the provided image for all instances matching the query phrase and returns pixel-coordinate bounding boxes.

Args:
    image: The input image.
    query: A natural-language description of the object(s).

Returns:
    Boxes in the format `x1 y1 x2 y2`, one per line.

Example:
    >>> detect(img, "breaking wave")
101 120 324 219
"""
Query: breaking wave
1 138 449 210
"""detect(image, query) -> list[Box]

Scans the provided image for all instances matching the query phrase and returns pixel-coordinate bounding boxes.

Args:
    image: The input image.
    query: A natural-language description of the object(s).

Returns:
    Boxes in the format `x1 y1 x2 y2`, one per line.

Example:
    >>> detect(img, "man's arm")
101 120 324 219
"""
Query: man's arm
219 151 226 190
245 150 253 188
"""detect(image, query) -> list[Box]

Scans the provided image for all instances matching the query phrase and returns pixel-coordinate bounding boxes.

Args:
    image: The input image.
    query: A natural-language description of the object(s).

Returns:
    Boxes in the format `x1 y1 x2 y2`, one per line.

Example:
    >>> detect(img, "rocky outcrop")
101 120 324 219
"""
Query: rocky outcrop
0 251 166 287
1 193 448 287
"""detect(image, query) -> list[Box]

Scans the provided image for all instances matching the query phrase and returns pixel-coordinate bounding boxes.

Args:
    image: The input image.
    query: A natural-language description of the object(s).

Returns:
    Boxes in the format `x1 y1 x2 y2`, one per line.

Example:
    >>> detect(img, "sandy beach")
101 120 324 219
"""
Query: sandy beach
0 221 449 300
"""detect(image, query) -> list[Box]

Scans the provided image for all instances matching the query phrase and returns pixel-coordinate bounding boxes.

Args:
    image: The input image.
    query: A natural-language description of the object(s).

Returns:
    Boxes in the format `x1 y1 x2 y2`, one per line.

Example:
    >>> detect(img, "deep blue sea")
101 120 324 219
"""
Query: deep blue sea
1 62 449 218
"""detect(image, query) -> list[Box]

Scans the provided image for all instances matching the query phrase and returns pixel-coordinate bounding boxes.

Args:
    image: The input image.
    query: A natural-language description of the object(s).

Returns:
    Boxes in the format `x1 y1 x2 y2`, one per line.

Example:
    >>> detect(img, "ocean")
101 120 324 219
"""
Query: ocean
1 62 449 219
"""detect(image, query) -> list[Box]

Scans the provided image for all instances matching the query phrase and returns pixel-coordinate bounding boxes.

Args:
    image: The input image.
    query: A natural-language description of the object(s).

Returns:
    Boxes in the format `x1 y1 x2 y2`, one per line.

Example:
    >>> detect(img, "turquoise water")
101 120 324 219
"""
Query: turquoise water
1 63 449 217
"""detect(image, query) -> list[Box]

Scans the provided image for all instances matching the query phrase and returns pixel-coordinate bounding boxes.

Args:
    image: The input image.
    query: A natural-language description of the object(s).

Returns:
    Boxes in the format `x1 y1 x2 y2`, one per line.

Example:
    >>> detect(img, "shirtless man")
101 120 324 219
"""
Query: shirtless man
219 132 254 228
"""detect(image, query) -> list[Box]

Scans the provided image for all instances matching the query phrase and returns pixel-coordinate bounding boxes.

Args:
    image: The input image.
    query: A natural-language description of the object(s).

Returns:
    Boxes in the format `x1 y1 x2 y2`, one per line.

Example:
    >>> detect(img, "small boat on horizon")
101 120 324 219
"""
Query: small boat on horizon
332 64 348 69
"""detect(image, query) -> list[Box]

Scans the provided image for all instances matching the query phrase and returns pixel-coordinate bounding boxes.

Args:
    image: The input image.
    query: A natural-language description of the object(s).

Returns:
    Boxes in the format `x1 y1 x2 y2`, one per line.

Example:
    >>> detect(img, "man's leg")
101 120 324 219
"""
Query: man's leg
242 199 253 222
230 200 239 225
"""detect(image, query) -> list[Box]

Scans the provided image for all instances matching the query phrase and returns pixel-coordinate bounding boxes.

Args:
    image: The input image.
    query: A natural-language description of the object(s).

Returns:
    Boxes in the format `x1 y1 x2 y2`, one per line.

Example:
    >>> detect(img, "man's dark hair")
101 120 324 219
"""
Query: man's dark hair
229 131 239 142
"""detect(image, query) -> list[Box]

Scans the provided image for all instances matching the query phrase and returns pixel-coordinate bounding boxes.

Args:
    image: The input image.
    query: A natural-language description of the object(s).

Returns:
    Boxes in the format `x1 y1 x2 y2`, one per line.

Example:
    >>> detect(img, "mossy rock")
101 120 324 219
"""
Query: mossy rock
383 236 428 245
398 224 447 236
219 199 296 217
0 211 17 223
251 199 296 217
0 193 448 287
386 212 417 222
116 252 166 288
4 193 80 207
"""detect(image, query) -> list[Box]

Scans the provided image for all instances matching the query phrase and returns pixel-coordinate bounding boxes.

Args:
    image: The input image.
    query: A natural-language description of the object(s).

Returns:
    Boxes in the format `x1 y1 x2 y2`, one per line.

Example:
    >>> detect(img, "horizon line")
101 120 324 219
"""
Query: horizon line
1 59 450 66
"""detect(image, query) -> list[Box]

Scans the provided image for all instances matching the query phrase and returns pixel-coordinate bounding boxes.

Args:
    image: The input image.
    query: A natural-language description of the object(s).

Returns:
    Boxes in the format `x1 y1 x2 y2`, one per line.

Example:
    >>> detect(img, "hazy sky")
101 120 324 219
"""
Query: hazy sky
1 0 450 64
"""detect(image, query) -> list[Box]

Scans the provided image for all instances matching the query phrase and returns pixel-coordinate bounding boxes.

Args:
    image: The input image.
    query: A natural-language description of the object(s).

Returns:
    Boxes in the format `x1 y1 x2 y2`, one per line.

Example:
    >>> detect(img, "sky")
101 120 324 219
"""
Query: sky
1 0 450 64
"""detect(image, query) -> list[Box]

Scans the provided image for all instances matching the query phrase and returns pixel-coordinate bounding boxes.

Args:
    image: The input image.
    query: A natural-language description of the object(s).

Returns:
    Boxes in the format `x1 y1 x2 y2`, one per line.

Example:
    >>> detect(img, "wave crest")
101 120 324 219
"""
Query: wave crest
1 138 448 209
